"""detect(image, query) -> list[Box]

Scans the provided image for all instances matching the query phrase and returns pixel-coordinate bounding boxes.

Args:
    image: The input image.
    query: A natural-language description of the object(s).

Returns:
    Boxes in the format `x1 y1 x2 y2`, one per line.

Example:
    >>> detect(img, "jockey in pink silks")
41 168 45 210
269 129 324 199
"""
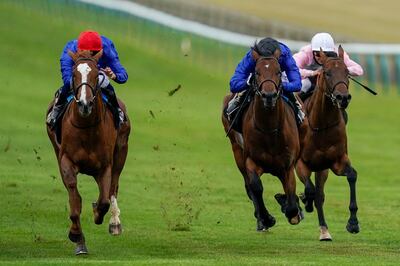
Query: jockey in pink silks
293 32 364 94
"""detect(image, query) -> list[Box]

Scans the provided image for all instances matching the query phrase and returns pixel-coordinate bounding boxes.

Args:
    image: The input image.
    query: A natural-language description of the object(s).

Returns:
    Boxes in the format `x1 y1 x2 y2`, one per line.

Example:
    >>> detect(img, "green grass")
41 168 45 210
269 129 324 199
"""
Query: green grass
195 0 400 42
0 1 400 265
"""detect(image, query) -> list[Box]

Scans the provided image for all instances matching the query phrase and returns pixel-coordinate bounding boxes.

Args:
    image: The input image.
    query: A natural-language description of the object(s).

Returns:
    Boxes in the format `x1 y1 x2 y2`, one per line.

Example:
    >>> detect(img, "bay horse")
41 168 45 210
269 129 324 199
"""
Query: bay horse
46 50 131 254
222 50 303 231
296 46 359 241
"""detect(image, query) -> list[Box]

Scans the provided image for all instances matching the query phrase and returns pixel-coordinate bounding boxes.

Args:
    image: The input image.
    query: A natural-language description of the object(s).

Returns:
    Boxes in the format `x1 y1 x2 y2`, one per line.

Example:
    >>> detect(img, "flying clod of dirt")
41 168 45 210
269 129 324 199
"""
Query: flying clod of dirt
149 110 156 119
168 84 182 96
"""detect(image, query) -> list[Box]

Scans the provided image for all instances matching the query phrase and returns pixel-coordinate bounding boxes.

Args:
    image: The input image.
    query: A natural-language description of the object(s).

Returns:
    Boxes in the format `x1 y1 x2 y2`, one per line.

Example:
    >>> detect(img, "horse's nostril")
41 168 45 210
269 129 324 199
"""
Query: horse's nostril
336 94 343 100
348 94 352 100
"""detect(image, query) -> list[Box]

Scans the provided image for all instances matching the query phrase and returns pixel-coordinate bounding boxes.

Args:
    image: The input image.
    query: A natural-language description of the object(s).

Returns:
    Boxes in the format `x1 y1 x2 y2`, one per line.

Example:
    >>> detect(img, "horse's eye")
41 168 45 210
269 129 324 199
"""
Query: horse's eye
255 71 260 76
325 71 332 78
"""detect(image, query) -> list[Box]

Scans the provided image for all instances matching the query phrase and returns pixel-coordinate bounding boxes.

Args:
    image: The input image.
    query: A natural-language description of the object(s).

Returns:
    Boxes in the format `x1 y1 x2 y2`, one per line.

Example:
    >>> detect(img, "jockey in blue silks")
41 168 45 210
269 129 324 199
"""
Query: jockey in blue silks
226 37 305 125
46 30 128 129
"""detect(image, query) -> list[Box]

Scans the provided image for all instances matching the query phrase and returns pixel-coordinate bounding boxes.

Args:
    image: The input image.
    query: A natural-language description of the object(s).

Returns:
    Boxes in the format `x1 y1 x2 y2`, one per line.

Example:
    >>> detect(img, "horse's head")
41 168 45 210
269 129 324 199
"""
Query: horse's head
317 45 351 109
68 49 103 117
252 49 282 108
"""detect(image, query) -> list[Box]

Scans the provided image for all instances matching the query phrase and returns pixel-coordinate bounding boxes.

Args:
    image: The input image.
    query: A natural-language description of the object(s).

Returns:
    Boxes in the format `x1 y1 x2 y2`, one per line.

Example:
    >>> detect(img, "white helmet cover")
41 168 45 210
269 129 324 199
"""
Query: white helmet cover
311 33 335 52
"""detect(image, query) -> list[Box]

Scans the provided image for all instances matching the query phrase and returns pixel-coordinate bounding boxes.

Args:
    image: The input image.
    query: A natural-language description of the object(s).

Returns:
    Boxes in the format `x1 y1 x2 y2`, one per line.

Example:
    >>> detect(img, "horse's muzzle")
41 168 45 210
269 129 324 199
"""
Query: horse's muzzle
261 92 279 108
77 101 94 117
335 93 352 109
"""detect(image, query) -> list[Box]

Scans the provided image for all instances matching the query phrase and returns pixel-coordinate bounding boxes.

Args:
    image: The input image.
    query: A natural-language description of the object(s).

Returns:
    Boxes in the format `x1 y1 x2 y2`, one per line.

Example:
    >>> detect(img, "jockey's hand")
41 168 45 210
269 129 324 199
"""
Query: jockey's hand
101 67 116 80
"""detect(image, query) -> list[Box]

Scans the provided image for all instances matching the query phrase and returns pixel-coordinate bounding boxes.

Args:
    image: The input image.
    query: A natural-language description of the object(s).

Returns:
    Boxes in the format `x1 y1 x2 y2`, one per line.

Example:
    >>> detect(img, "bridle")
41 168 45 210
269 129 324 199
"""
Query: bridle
320 57 350 106
253 56 282 101
71 57 100 103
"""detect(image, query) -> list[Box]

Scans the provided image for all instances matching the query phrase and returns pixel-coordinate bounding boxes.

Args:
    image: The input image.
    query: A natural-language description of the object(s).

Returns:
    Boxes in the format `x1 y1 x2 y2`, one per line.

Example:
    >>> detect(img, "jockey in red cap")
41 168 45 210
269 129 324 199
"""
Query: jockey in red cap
46 30 128 129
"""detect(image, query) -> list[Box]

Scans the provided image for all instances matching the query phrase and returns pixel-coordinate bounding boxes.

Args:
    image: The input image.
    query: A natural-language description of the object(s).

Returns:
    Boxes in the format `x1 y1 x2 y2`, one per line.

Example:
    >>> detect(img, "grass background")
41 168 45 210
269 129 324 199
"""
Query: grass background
195 0 400 43
0 0 399 265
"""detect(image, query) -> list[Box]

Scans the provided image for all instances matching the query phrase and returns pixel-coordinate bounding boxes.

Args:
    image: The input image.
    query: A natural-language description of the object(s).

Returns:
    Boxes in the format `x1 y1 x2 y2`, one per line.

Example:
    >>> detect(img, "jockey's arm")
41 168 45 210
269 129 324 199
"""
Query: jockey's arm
343 51 364 76
281 52 302 92
229 50 255 93
105 41 128 84
60 40 76 87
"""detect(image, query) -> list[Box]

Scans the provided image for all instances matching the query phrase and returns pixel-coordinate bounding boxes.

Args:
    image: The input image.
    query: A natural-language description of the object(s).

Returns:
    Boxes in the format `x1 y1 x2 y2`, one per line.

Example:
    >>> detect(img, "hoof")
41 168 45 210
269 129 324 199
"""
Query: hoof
109 223 122 235
68 231 83 243
319 226 332 241
346 221 360 234
288 210 304 225
75 243 88 255
256 215 275 231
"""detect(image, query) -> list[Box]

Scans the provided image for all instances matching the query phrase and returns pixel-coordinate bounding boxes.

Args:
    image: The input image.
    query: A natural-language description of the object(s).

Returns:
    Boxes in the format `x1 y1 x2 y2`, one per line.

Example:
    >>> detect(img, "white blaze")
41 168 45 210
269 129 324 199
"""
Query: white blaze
77 63 92 104
265 64 270 69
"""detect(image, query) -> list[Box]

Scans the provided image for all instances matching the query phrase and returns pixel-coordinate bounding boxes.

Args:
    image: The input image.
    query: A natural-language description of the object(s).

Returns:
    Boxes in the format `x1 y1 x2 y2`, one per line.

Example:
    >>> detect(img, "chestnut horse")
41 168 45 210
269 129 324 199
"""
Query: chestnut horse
46 50 131 254
222 50 303 231
296 46 359 241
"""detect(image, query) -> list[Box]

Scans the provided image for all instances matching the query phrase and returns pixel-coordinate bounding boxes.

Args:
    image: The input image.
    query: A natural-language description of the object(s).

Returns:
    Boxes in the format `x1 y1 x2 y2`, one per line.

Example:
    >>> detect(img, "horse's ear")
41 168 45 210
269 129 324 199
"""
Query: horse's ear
251 49 260 61
273 48 281 60
68 50 78 62
338 45 344 59
94 49 103 62
319 47 327 63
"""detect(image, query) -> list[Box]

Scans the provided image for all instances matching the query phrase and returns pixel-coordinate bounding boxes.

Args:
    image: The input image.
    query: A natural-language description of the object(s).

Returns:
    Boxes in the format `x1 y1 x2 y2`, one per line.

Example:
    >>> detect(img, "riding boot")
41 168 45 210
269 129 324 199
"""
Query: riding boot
102 84 124 128
226 91 246 121
46 88 69 129
287 93 305 126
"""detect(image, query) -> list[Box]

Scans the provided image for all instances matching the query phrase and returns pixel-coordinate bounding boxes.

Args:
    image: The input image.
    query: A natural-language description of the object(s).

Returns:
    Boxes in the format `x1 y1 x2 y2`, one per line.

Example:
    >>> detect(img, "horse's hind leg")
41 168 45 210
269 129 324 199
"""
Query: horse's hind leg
108 133 129 235
315 170 332 241
332 157 359 234
296 159 315 212
93 166 112 225
245 158 276 231
60 155 87 255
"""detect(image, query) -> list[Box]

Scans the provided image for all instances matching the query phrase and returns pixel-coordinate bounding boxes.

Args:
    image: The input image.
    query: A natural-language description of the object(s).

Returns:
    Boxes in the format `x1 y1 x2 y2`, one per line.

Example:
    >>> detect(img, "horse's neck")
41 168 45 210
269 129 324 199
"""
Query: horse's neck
308 77 340 126
71 97 104 128
252 96 283 132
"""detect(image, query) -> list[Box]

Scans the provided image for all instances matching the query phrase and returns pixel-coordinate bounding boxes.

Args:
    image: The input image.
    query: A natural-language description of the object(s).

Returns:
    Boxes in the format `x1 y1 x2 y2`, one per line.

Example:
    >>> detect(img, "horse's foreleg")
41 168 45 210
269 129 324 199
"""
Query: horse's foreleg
296 158 315 212
315 170 332 241
60 155 87 255
276 167 303 225
332 157 360 234
245 158 275 231
108 140 128 236
93 166 112 225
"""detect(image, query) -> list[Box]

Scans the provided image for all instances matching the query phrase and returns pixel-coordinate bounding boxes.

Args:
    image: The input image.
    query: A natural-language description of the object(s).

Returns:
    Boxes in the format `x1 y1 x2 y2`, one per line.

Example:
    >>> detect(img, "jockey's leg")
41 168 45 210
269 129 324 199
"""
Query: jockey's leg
101 83 124 128
46 83 70 129
285 91 305 125
226 90 246 120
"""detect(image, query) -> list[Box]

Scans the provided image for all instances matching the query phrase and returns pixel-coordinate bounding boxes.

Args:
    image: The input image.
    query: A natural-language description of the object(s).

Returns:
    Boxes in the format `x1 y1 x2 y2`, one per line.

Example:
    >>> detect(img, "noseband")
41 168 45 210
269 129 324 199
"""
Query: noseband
71 57 100 103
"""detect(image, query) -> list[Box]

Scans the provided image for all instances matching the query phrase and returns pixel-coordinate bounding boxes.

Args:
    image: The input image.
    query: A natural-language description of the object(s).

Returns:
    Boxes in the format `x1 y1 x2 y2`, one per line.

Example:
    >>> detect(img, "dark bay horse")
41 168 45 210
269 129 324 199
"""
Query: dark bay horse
296 46 359 241
222 50 303 231
46 50 131 254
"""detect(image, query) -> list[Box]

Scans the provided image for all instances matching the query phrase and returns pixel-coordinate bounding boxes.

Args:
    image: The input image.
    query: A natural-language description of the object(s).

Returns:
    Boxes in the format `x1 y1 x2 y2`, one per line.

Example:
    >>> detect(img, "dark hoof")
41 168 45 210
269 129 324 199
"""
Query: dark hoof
256 215 276 232
68 231 83 243
75 243 88 255
300 193 314 213
346 221 360 234
274 193 287 213
109 223 122 235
